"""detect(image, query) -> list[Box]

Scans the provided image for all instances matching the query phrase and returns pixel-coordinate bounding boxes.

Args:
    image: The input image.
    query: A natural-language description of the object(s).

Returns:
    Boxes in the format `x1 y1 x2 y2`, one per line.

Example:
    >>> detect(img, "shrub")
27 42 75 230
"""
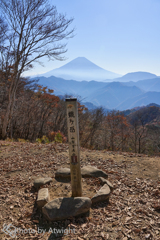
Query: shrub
48 131 66 143
36 135 50 144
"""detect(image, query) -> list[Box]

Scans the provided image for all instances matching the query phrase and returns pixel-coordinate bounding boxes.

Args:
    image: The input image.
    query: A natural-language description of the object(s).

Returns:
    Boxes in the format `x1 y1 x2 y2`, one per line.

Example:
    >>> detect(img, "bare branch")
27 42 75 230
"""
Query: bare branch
0 0 74 139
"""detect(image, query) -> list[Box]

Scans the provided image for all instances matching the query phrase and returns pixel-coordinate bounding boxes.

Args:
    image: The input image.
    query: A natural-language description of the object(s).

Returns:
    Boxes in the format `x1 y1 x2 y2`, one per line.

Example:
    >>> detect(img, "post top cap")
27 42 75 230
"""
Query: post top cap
65 98 77 102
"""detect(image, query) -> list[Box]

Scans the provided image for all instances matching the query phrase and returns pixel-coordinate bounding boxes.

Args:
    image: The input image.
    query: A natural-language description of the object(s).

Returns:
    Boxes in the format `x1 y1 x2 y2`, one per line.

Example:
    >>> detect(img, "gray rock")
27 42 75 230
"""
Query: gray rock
55 165 108 179
91 184 110 204
55 168 71 178
99 177 114 191
81 165 108 178
34 177 53 188
37 188 50 208
42 197 91 221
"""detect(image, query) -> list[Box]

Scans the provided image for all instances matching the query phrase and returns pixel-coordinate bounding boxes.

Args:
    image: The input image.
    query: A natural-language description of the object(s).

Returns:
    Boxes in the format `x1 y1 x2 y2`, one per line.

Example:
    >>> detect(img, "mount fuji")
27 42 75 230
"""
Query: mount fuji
38 57 121 81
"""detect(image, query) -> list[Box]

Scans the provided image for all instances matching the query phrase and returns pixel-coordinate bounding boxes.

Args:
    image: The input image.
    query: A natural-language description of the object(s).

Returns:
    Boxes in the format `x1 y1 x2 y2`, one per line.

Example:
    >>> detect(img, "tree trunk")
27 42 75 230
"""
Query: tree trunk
121 127 124 151
2 72 19 139
2 107 10 139
138 138 141 154
134 125 137 153
2 90 15 139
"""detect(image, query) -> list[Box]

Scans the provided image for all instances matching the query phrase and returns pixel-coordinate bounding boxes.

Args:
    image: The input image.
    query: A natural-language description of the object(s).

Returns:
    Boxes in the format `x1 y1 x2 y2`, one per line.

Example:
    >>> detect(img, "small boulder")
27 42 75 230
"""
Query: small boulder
55 168 71 179
37 188 50 208
34 177 53 188
81 166 108 178
91 184 110 204
99 177 114 191
42 197 91 221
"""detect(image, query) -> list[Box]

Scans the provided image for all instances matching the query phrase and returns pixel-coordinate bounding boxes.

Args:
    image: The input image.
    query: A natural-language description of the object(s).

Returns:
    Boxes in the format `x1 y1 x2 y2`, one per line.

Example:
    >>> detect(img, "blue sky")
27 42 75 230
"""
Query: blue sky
26 0 160 77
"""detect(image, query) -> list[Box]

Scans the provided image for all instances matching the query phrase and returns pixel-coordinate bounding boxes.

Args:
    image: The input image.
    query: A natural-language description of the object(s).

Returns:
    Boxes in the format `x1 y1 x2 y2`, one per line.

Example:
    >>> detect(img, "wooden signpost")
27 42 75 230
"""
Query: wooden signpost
66 98 82 197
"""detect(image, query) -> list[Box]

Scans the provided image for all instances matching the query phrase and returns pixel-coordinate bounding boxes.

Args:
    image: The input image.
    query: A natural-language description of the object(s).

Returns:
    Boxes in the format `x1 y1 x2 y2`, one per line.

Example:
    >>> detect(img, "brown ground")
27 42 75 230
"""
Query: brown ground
0 140 160 240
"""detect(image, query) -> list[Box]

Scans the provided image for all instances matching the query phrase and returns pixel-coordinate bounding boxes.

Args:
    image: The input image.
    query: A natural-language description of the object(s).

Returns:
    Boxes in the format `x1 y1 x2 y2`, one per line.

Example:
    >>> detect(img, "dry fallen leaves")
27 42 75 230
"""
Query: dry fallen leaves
0 141 160 240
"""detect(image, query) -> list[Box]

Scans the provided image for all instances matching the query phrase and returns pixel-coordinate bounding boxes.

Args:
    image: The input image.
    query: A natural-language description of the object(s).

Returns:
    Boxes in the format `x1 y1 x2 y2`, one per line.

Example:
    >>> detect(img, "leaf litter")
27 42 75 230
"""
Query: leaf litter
0 140 160 239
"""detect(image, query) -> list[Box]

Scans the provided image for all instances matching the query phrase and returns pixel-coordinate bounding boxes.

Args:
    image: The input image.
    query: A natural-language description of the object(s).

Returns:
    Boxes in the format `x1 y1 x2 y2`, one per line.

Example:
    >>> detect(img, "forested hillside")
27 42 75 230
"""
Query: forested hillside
1 77 160 156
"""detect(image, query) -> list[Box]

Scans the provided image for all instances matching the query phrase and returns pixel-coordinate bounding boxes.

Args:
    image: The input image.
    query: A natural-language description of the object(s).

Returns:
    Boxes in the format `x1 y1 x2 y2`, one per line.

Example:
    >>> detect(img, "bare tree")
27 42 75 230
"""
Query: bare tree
81 107 104 149
0 0 74 139
129 108 149 153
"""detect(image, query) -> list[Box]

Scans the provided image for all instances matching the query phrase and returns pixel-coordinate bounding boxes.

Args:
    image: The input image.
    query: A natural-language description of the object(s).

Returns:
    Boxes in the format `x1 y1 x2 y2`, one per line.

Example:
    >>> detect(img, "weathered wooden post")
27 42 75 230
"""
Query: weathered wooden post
66 98 82 197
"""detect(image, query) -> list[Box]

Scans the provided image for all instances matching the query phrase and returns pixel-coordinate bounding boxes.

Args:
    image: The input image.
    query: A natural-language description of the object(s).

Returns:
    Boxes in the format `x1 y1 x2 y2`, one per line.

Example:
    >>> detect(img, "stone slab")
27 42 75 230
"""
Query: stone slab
91 184 110 204
99 177 114 191
55 168 71 178
55 166 108 179
37 188 50 208
42 197 91 221
81 165 108 178
34 177 53 188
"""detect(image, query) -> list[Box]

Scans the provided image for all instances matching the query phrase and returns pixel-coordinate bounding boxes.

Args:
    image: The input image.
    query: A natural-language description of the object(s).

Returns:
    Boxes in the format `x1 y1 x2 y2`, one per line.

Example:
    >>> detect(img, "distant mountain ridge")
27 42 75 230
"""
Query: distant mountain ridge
117 92 160 110
33 57 158 83
124 77 160 92
35 76 107 97
37 57 121 81
31 59 160 111
114 72 157 82
87 82 144 109
33 75 160 110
